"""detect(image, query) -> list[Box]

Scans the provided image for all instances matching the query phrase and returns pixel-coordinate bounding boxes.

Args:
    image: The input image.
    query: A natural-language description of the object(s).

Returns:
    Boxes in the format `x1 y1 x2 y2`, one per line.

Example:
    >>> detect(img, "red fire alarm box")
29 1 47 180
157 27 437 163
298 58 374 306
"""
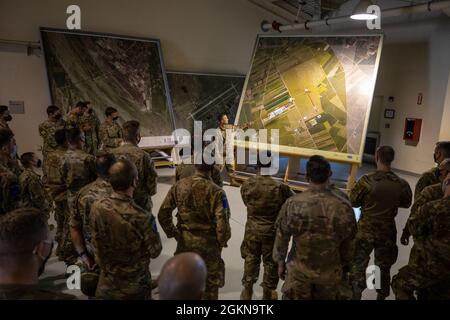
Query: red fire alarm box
404 118 422 142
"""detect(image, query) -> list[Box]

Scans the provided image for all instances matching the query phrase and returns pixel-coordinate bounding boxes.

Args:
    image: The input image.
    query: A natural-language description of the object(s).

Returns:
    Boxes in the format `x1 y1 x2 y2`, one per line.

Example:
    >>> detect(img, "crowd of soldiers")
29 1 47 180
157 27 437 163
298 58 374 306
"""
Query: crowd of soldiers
0 104 450 300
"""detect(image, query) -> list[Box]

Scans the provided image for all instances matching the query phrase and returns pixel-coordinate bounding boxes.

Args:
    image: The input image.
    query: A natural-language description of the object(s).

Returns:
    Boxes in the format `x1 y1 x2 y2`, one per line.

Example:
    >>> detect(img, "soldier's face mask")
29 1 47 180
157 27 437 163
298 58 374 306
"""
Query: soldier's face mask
33 240 54 277
3 112 12 122
113 116 119 121
35 159 42 168
54 113 62 120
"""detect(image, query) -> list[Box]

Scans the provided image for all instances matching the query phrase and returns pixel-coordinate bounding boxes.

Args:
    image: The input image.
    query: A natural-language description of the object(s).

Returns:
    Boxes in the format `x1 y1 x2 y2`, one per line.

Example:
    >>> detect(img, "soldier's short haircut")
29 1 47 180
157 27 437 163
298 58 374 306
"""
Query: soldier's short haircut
0 105 9 115
0 128 14 148
217 113 227 122
20 152 35 167
66 127 82 145
0 208 47 256
75 101 87 109
306 155 331 184
46 105 59 115
54 129 67 147
122 120 140 142
96 152 116 178
108 159 138 191
376 146 395 165
437 141 450 158
105 107 118 117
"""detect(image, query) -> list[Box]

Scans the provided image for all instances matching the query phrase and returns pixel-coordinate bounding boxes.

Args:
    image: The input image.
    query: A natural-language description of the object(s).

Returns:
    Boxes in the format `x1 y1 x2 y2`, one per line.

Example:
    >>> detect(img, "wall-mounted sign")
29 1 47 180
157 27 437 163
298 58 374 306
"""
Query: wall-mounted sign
384 108 395 119
9 101 25 114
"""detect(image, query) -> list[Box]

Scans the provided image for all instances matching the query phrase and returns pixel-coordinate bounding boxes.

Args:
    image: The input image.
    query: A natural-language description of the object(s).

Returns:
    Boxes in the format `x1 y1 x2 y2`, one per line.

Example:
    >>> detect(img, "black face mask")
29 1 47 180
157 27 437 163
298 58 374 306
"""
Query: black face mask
36 159 42 168
113 116 119 121
4 115 12 122
88 109 93 114
54 113 62 120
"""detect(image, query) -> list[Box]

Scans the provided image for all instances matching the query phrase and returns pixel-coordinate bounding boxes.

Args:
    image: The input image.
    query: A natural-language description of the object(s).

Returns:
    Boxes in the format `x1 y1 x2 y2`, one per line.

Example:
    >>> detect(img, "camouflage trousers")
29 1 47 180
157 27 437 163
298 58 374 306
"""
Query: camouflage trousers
240 233 278 290
351 223 398 298
406 239 429 299
392 265 450 300
57 194 78 265
84 133 99 156
282 266 341 300
96 271 152 300
175 230 225 300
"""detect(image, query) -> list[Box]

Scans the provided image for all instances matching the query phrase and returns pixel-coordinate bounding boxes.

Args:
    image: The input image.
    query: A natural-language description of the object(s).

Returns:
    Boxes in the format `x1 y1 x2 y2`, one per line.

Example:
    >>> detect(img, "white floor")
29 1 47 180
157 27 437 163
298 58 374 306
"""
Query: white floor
41 165 419 300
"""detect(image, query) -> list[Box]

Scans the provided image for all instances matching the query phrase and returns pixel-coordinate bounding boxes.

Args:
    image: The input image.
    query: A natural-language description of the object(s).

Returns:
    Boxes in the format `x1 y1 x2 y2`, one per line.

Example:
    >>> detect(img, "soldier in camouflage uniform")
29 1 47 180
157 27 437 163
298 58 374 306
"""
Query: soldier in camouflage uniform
60 127 96 265
392 173 450 300
273 155 356 300
349 146 412 300
240 157 294 300
80 104 100 155
99 107 122 151
414 141 450 200
38 106 66 169
65 101 86 130
158 162 231 300
0 105 13 130
0 208 76 300
0 129 21 215
176 154 223 187
90 159 162 300
112 120 157 213
43 129 67 256
19 152 50 219
70 152 116 297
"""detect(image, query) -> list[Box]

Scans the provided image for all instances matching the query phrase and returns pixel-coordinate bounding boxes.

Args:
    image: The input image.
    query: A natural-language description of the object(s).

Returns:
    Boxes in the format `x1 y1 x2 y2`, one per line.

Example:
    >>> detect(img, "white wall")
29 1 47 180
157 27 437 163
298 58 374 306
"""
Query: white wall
0 0 276 154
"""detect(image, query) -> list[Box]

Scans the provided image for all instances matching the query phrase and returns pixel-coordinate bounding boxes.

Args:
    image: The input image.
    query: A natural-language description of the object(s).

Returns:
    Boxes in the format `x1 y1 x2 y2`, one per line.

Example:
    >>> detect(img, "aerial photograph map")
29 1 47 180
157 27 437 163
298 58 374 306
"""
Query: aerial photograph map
236 35 382 161
41 29 174 136
168 72 245 133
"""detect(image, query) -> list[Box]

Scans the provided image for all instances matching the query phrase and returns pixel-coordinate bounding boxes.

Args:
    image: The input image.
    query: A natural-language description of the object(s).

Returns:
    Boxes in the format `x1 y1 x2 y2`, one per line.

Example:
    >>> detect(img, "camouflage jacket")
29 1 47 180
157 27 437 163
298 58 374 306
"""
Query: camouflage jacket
0 284 76 300
0 120 10 130
38 119 66 155
414 167 440 201
111 143 157 202
99 120 122 151
176 157 223 187
66 112 83 130
90 192 162 297
19 168 50 216
62 148 96 193
240 174 294 237
406 183 444 238
349 171 412 222
158 172 231 247
80 113 100 154
0 161 21 215
70 178 113 255
410 197 450 272
273 186 357 280
43 148 67 201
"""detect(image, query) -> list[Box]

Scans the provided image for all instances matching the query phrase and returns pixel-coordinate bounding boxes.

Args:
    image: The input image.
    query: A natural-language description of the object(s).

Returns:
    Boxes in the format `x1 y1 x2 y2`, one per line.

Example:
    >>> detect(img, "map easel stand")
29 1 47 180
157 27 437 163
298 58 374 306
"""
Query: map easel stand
229 141 360 192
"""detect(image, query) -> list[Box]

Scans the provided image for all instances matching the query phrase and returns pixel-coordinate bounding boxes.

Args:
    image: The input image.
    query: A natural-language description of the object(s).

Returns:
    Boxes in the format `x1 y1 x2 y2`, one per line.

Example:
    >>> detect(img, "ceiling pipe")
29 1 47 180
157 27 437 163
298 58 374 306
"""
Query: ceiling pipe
261 0 450 32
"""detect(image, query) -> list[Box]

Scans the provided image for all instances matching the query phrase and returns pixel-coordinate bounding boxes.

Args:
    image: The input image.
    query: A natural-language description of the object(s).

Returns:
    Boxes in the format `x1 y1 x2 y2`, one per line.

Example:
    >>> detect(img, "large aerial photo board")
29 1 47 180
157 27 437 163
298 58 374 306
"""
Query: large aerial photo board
41 28 174 136
236 35 383 163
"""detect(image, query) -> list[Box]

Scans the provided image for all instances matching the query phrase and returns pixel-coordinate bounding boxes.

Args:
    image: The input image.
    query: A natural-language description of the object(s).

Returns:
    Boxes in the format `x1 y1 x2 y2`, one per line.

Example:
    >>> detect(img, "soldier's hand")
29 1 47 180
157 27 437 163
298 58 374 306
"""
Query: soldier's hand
81 253 96 271
278 262 286 280
400 230 410 246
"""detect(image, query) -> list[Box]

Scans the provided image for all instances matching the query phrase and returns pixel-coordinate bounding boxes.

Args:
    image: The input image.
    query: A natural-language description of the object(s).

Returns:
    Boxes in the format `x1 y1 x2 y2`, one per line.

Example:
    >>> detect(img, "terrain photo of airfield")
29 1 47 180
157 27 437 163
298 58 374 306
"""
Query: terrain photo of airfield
41 29 174 136
237 36 381 157
168 72 245 133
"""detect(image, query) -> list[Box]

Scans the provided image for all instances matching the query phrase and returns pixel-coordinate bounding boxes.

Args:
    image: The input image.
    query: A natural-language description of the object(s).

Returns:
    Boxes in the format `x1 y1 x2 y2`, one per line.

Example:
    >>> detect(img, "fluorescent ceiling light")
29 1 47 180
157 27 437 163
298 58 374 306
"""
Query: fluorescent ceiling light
351 0 378 20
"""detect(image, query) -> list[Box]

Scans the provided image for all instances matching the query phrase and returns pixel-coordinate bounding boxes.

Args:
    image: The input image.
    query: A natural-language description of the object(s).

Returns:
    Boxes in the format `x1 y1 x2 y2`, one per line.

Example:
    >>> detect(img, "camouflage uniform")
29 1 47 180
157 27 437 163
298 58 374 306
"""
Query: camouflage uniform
38 119 66 158
414 167 440 201
112 143 157 212
349 171 412 298
66 113 83 130
240 174 294 292
61 149 96 264
0 120 10 130
90 192 162 300
392 197 450 299
80 112 100 155
42 147 67 251
0 161 21 215
176 157 223 187
19 168 50 219
273 186 357 300
99 120 122 151
158 172 231 300
0 284 76 300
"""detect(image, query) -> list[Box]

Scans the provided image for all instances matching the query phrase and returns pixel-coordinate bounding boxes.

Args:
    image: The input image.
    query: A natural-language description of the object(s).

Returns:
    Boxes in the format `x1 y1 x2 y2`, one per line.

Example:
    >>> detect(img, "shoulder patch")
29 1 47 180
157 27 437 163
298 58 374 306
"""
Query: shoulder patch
222 195 229 210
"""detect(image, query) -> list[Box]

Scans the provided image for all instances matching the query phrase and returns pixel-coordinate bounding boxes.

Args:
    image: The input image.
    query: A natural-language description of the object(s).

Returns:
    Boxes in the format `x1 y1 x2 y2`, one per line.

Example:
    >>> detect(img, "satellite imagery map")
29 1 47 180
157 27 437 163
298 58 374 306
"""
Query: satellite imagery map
236 35 382 160
41 29 174 136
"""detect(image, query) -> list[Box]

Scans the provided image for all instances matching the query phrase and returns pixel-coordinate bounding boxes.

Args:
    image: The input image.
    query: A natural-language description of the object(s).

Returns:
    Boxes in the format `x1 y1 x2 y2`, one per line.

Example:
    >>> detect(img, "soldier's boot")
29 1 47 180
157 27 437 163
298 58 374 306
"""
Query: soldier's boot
262 288 278 300
240 285 253 300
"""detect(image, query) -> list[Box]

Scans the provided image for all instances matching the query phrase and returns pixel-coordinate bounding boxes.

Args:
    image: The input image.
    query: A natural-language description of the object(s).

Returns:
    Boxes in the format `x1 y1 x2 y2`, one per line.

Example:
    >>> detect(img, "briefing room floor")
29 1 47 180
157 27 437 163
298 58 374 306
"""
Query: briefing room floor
41 164 420 300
